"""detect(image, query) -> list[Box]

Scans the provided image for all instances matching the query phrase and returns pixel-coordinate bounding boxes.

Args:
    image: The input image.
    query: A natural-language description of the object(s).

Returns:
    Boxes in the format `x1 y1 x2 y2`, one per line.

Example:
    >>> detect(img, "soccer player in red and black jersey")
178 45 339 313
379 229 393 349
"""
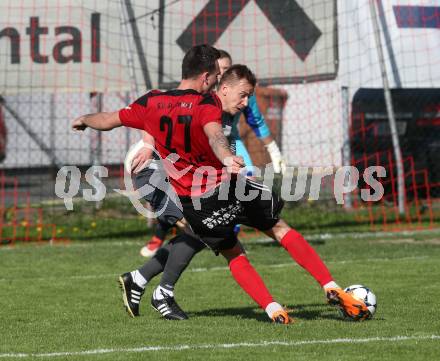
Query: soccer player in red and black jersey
72 45 370 323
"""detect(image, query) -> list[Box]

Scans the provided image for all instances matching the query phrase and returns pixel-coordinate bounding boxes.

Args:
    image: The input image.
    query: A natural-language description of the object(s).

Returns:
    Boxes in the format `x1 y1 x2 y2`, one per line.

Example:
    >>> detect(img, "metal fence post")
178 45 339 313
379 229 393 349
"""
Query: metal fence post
369 0 405 214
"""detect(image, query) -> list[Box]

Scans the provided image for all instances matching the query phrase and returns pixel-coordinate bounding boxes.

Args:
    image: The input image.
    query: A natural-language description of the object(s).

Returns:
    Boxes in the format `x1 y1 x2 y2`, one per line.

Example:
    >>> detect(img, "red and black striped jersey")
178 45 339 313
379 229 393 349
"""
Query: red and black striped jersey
119 89 226 196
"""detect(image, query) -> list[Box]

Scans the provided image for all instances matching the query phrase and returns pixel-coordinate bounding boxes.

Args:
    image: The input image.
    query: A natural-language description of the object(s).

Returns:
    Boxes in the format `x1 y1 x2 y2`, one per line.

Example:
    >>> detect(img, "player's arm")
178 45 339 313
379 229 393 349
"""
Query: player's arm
203 122 244 174
244 95 271 139
244 96 286 174
72 111 122 131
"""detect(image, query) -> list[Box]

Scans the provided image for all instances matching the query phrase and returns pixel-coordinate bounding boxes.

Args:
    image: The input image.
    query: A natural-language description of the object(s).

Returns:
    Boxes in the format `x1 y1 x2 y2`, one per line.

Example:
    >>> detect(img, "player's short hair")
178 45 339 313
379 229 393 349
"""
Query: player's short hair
219 64 256 88
218 49 232 61
182 44 221 79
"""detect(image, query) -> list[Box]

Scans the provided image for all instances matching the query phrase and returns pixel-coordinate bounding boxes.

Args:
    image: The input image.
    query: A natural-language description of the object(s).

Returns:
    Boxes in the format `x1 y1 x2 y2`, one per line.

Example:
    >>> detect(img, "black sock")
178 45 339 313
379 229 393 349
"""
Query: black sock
159 234 206 292
138 242 173 282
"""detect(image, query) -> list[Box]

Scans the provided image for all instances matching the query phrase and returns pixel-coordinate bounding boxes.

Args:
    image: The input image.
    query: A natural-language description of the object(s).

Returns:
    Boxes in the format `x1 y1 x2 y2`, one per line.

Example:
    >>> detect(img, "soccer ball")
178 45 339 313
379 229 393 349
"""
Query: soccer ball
344 284 377 319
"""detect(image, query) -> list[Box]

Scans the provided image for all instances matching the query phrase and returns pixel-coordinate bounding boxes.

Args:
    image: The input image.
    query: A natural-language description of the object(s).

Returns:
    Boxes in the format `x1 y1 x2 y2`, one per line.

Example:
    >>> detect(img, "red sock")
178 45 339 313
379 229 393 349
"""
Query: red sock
229 255 274 309
280 229 333 287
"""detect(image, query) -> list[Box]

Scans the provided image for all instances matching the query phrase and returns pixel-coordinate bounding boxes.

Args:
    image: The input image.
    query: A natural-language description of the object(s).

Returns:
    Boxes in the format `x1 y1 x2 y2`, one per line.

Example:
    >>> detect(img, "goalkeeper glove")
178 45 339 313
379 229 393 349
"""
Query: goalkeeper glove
265 140 286 174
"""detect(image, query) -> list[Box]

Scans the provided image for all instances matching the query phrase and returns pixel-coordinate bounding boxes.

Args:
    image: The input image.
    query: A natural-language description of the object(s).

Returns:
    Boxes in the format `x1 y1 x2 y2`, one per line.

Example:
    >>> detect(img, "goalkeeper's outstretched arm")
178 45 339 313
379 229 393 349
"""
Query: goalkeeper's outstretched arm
243 95 286 174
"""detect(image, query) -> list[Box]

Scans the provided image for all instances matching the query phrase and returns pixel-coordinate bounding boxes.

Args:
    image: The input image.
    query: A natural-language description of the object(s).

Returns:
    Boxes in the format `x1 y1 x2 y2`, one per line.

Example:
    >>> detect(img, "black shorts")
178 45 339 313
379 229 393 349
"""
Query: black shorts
134 165 184 226
179 177 284 252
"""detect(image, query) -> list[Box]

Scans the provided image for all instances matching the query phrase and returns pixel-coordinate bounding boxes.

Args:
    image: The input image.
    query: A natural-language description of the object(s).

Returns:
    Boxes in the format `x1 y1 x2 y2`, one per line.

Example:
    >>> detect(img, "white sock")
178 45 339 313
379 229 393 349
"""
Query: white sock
265 302 284 319
323 281 340 290
131 270 147 288
153 285 174 300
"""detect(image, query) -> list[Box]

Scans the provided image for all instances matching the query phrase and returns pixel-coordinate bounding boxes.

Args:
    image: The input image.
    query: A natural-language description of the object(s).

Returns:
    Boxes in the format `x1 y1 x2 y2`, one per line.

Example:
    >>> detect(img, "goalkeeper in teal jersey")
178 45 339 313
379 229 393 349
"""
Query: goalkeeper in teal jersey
217 49 286 176
217 49 286 234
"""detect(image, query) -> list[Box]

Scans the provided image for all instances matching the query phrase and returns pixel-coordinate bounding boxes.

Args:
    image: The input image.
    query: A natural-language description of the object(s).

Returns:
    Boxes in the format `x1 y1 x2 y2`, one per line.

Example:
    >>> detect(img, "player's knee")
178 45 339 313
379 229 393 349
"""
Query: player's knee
173 233 206 252
154 247 170 264
272 219 291 242
221 243 246 263
227 253 248 267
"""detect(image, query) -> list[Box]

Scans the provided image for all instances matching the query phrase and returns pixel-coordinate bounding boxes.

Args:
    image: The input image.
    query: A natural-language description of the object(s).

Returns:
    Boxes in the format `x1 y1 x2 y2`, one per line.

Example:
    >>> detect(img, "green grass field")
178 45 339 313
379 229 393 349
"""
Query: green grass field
1 226 440 360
